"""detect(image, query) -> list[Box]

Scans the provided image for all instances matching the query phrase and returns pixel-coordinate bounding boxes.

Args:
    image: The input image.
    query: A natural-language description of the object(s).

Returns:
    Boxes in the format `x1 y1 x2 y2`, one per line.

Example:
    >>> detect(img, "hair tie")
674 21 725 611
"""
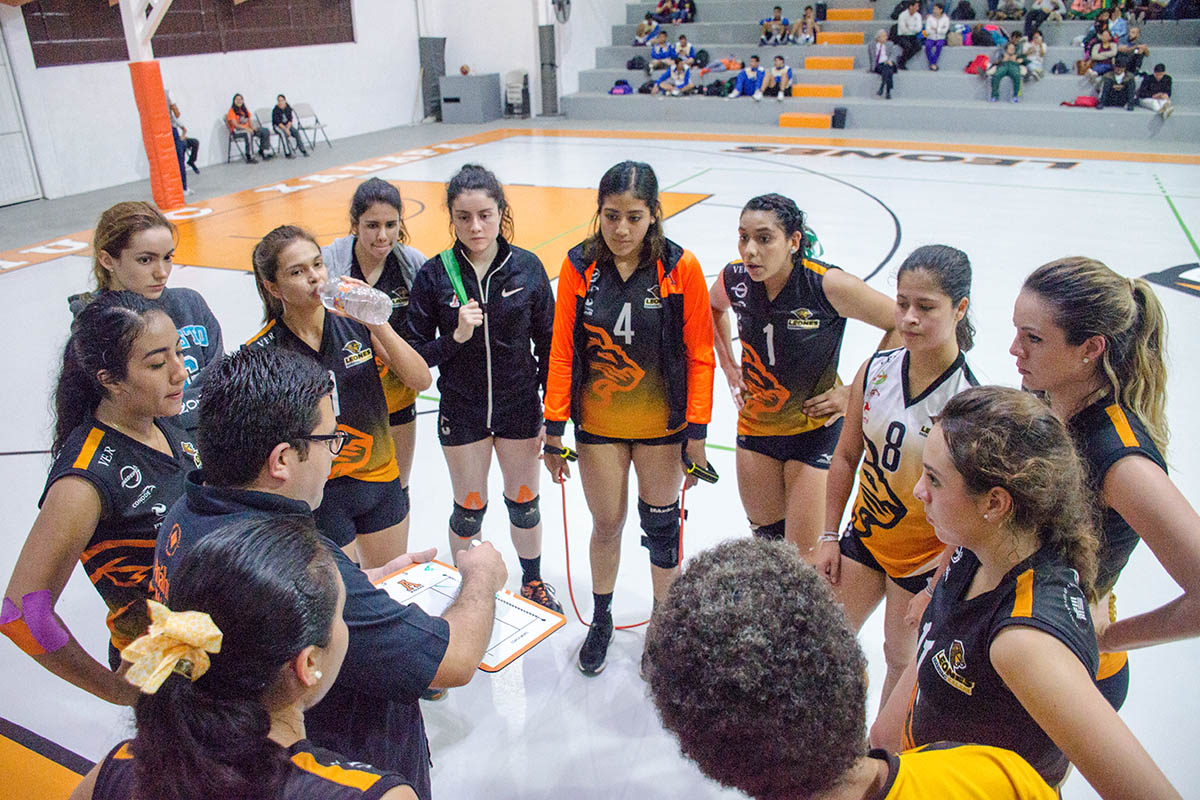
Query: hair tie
1127 276 1137 295
122 600 223 694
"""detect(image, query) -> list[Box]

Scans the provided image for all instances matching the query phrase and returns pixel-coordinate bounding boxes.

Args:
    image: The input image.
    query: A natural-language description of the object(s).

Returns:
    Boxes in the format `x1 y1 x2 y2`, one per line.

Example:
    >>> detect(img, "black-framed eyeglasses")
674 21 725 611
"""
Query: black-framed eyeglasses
300 430 351 456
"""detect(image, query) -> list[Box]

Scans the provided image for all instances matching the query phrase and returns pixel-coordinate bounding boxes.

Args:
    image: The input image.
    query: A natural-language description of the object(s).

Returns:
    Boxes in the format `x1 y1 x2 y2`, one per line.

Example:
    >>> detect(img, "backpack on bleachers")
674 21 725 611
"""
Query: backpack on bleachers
1051 60 1070 74
951 0 977 19
627 56 648 71
638 80 655 94
971 25 994 47
704 79 728 96
982 24 1007 46
965 53 991 73
609 80 633 95
695 49 710 67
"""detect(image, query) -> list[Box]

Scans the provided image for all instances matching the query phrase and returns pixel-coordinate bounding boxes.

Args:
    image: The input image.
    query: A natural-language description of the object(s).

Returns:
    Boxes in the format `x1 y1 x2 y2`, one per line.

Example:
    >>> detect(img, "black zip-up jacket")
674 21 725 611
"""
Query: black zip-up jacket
406 237 554 428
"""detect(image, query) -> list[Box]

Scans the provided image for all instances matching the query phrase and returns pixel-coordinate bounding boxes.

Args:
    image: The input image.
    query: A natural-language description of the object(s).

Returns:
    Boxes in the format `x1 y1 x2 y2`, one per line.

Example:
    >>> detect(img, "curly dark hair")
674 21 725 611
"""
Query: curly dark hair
644 537 867 800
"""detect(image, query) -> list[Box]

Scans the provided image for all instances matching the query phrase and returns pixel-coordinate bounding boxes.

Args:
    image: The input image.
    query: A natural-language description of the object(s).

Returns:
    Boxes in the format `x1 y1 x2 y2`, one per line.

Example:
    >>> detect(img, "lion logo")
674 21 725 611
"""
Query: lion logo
949 640 967 671
582 323 645 403
328 424 373 480
853 436 907 538
739 342 790 420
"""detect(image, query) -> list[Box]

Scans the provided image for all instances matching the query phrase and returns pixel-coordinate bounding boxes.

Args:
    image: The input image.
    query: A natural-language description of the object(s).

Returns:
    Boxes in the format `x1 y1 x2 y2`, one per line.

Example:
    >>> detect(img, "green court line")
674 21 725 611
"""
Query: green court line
1154 175 1200 262
662 167 713 191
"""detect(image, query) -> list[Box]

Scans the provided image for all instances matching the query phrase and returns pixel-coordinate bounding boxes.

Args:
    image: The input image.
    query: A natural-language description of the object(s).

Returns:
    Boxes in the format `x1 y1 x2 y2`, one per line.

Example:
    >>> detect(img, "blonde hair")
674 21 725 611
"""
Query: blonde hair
1023 257 1168 453
92 201 176 290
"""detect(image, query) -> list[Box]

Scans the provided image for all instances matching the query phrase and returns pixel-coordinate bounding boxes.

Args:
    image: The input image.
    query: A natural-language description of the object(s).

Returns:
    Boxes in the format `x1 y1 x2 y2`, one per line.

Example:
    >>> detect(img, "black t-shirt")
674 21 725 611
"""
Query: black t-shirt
41 419 200 648
153 476 449 800
93 738 412 800
247 314 396 482
722 257 845 437
903 546 1099 785
1069 398 1167 596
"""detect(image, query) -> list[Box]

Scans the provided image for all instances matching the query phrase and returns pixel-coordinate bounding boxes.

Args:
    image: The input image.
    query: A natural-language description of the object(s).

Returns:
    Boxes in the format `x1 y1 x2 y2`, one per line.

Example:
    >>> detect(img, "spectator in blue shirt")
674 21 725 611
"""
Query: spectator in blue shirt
675 34 697 65
729 55 767 99
649 31 675 70
653 58 697 95
634 14 661 46
762 55 794 101
760 6 791 45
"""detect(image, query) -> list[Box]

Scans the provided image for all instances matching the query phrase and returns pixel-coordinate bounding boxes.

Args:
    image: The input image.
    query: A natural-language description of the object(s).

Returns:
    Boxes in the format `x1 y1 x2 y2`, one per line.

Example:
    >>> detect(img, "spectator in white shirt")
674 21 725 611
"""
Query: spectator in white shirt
923 3 951 70
895 1 924 69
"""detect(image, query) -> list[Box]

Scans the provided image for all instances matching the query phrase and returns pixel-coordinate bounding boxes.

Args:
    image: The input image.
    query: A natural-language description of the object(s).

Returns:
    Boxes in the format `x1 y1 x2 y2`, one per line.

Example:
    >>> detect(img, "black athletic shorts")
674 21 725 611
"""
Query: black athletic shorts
839 531 932 595
736 418 844 469
315 475 409 546
576 428 688 447
437 403 543 447
389 403 416 427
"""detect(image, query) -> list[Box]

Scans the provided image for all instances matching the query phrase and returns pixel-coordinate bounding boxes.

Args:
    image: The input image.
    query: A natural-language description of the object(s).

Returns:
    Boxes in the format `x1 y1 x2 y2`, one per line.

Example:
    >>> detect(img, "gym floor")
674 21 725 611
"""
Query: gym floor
2 122 1198 799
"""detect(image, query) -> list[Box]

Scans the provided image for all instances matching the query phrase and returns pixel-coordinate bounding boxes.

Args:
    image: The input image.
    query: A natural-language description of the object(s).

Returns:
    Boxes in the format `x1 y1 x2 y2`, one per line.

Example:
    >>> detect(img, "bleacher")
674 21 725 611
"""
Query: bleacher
563 1 1200 142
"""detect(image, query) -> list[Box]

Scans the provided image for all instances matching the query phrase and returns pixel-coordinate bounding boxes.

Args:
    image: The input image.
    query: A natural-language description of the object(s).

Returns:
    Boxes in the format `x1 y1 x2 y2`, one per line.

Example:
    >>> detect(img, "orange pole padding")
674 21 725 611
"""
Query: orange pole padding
128 60 185 211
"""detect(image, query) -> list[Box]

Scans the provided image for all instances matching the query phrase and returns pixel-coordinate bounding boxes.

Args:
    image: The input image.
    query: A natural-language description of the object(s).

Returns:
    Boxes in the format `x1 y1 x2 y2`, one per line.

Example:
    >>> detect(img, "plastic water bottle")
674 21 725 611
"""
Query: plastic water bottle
319 279 392 325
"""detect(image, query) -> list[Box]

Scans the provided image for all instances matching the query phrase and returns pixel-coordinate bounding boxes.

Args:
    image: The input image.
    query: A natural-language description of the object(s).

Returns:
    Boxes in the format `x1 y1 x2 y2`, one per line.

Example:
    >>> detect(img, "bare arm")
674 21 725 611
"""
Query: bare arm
870 654 918 751
821 268 900 350
992 626 1180 799
4 478 139 706
68 760 101 800
815 360 869 585
708 274 746 410
1097 455 1200 651
429 542 507 687
368 321 431 392
380 788 419 800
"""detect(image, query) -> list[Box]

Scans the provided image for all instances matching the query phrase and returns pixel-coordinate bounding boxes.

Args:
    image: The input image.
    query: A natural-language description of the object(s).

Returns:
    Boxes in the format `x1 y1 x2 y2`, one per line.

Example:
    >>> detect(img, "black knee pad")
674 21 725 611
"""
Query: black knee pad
752 519 786 541
503 494 541 530
449 501 487 538
638 498 681 569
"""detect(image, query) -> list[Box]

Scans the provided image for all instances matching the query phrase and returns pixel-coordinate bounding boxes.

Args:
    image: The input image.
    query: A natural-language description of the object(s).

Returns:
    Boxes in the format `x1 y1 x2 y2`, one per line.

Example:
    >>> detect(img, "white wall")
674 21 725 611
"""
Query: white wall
554 0 627 96
0 0 422 199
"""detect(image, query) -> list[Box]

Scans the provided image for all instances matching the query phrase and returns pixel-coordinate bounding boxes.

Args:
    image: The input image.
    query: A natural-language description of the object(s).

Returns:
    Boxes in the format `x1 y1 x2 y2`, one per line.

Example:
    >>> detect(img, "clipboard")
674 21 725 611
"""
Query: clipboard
373 559 566 672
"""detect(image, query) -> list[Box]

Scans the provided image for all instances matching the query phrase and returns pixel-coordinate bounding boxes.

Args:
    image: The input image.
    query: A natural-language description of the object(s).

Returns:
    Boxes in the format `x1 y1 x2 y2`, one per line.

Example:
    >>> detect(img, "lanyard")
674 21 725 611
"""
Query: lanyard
439 248 469 306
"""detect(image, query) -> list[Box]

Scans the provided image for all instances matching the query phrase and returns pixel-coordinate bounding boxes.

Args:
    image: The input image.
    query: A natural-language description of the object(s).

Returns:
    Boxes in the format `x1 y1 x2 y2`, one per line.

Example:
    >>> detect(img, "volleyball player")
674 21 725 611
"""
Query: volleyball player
543 160 715 676
248 225 431 569
818 245 976 709
324 178 426 552
406 164 561 612
71 517 417 800
69 201 224 433
1012 258 1200 708
872 387 1181 799
709 193 897 557
2 292 200 704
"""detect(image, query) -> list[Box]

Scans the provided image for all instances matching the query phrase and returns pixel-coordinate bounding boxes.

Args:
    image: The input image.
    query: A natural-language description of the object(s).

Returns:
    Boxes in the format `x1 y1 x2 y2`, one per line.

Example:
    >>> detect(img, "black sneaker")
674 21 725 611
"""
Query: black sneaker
578 617 613 676
521 579 563 614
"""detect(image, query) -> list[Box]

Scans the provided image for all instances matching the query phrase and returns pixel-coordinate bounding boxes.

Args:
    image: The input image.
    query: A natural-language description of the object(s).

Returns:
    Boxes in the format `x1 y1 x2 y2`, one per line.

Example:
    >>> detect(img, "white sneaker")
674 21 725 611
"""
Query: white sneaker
1161 103 1174 119
183 187 195 196
671 88 680 96
729 90 740 98
776 92 784 102
753 90 763 101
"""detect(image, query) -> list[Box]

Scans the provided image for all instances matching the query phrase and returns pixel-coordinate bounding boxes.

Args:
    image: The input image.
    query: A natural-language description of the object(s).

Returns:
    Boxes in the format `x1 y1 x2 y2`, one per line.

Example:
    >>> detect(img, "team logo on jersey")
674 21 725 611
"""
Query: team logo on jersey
164 523 182 557
950 547 963 563
392 286 409 308
739 343 790 420
644 286 662 309
852 437 906 537
919 424 931 438
120 465 142 489
1064 585 1090 629
151 503 167 516
85 541 156 589
449 294 460 309
181 441 202 468
582 323 645 402
933 639 974 695
786 308 820 330
131 485 156 508
730 280 748 300
98 446 116 467
871 371 888 386
328 424 373 480
342 340 375 368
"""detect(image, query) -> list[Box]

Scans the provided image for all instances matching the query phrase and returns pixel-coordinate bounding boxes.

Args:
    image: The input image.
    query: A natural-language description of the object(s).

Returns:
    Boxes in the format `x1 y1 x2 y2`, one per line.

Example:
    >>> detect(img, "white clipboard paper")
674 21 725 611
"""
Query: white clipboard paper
374 559 565 672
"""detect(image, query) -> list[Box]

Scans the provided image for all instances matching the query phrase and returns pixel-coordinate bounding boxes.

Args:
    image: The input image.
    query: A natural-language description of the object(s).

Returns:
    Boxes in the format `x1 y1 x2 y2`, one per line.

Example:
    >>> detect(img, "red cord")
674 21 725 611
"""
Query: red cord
559 477 686 630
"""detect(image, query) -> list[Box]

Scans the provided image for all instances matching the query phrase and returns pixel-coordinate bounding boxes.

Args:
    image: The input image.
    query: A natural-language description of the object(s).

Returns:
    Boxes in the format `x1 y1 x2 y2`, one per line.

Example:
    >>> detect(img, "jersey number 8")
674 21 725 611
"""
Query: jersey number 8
881 421 906 472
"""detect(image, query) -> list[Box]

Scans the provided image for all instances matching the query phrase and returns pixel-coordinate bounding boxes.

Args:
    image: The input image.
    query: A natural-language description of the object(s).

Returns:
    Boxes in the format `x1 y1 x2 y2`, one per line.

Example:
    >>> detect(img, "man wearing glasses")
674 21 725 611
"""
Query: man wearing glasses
153 346 506 800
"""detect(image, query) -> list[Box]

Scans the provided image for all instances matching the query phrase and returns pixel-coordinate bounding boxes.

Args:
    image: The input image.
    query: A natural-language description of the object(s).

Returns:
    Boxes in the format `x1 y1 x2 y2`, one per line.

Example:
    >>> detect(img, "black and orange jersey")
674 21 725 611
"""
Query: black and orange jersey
39 420 201 648
92 739 413 800
247 314 398 483
903 547 1098 786
1070 397 1166 597
353 243 423 416
545 238 714 440
722 257 846 436
849 348 977 579
869 743 1057 798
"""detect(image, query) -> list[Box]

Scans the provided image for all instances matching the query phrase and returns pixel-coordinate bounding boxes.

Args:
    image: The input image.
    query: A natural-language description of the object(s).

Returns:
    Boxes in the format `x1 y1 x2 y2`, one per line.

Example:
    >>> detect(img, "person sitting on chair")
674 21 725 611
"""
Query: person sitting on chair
271 95 309 159
226 93 272 164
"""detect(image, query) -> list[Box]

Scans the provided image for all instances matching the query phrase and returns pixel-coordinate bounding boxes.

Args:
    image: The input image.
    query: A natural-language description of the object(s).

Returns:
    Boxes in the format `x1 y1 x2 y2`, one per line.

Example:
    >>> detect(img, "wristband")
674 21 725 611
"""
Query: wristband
924 576 937 597
818 531 840 544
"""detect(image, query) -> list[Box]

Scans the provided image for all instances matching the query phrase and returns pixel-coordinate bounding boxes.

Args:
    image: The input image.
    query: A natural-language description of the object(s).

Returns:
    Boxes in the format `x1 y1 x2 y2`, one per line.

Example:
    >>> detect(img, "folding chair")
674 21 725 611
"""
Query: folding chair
225 118 251 162
293 102 332 149
255 108 287 154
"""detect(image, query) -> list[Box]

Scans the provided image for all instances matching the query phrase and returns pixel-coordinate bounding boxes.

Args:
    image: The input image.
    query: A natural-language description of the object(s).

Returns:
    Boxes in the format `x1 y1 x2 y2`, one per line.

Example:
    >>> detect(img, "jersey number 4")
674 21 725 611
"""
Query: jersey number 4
614 302 634 345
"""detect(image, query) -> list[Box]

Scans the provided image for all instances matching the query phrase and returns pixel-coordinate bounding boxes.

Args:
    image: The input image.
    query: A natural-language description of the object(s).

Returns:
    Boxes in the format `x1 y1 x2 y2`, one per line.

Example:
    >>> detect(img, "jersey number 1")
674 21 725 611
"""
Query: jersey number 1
762 323 776 366
614 302 634 345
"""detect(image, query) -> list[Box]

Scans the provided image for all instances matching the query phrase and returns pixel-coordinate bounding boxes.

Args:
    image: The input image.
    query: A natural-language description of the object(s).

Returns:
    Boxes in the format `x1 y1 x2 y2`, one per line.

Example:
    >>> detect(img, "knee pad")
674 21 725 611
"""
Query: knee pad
449 501 487 538
752 519 786 541
503 494 541 530
638 499 681 569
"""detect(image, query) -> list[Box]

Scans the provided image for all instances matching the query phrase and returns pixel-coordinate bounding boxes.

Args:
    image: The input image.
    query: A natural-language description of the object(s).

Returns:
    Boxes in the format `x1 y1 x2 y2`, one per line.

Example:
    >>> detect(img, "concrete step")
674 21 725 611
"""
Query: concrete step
562 91 1199 142
818 31 867 44
626 0 875 24
793 83 847 96
598 44 1200 73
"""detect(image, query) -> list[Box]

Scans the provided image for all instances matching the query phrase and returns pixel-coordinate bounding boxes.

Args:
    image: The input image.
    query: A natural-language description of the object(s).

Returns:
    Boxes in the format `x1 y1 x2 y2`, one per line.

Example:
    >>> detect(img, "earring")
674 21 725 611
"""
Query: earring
983 513 989 520
789 247 797 254
1082 357 1089 364
313 670 323 680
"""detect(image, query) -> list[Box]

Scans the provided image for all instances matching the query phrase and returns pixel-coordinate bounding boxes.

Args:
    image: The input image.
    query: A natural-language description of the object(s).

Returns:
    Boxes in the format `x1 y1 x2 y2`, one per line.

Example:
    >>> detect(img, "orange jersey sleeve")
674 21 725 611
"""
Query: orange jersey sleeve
545 255 583 424
676 249 715 426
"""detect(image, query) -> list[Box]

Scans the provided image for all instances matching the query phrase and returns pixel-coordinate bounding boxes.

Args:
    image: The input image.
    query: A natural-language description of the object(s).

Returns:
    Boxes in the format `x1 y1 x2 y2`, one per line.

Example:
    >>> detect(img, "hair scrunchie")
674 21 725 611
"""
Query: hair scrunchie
122 600 222 694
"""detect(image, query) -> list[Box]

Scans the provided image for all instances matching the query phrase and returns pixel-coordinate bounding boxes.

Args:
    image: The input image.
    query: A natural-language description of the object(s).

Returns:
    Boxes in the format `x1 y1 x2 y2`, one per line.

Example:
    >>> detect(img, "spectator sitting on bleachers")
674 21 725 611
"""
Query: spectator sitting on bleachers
868 29 902 98
1108 5 1130 41
675 34 697 66
673 0 696 22
1081 8 1110 51
760 6 791 45
1119 26 1150 73
649 31 675 69
1023 30 1049 78
1025 0 1065 35
1136 62 1174 118
923 3 951 70
1099 57 1139 108
652 58 697 96
634 14 661 45
988 40 1026 101
790 6 821 44
1069 0 1106 18
728 54 767 99
996 0 1026 19
650 0 677 23
1085 29 1118 81
762 55 794 101
895 0 924 69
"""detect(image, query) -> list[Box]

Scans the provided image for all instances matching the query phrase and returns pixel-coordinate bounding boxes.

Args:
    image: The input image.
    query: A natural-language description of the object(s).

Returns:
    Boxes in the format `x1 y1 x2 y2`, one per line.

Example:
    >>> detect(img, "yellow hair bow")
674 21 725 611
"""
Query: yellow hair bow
121 600 223 694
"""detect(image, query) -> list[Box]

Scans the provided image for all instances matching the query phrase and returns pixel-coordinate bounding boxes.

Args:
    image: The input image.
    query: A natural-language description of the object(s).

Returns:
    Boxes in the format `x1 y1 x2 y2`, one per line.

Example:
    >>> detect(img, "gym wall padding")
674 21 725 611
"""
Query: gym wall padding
128 60 184 211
